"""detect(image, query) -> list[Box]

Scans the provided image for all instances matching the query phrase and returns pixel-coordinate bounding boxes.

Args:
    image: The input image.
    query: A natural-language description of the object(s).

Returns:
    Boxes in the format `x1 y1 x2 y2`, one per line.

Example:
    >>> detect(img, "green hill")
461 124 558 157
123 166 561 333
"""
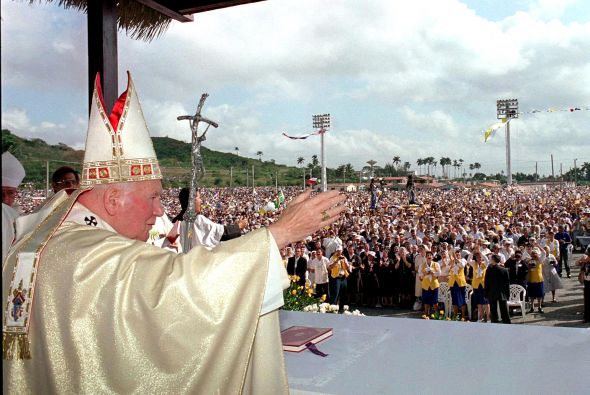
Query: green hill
1 129 333 188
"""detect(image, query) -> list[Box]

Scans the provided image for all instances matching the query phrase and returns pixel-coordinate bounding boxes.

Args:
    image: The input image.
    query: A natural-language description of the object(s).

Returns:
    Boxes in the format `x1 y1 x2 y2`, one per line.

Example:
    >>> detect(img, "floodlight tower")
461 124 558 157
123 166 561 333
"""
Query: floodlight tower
313 113 331 192
496 99 519 185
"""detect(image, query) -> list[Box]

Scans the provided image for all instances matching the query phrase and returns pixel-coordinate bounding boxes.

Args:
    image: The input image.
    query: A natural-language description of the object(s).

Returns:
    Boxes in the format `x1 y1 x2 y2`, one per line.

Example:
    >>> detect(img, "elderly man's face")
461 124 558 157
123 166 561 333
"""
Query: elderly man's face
2 186 17 206
114 180 163 241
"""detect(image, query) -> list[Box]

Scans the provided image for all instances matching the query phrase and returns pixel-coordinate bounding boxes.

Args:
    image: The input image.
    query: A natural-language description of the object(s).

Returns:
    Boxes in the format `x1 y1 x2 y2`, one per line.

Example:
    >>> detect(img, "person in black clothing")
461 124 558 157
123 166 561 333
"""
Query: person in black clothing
395 247 415 308
286 246 308 287
344 244 363 305
505 250 528 289
484 254 511 324
554 225 572 278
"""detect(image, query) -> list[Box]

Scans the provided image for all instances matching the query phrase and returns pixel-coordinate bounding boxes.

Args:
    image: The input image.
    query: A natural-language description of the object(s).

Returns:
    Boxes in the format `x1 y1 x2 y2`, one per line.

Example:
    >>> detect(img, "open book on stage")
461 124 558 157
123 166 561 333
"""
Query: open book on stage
281 326 333 352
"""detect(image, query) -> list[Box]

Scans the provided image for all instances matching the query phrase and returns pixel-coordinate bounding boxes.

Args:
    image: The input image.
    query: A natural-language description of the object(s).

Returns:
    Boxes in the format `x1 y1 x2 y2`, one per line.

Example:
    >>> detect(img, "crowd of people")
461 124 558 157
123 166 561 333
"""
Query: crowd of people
14 182 590 323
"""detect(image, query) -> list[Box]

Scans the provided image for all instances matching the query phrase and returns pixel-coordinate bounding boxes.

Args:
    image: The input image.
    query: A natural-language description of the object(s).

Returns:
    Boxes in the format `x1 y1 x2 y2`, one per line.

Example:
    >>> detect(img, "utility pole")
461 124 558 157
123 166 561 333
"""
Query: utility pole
302 168 306 190
252 164 255 191
496 99 518 185
560 163 563 179
535 162 538 181
551 154 555 179
312 113 331 192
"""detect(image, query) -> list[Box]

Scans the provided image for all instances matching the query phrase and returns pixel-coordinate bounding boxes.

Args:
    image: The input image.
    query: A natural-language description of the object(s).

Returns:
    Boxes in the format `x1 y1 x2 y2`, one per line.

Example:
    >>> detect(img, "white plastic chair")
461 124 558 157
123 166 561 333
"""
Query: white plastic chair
464 284 473 320
507 284 527 322
438 282 452 317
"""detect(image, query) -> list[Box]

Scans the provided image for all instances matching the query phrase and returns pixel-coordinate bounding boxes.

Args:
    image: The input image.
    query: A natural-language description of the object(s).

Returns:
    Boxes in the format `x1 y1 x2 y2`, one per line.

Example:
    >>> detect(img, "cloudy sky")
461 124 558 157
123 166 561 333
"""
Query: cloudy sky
2 0 589 177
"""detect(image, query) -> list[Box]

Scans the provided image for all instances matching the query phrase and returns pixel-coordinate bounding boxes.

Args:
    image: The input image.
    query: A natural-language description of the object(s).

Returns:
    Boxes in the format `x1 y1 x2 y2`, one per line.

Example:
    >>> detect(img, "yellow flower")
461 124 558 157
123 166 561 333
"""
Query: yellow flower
291 290 297 296
430 314 435 318
422 314 428 319
320 294 327 302
298 286 304 290
439 310 444 315
293 275 300 282
446 317 451 321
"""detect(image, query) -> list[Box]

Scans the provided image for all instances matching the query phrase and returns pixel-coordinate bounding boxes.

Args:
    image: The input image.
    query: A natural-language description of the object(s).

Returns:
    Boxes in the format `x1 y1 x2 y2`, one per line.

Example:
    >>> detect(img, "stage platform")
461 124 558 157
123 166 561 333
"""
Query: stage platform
280 311 589 395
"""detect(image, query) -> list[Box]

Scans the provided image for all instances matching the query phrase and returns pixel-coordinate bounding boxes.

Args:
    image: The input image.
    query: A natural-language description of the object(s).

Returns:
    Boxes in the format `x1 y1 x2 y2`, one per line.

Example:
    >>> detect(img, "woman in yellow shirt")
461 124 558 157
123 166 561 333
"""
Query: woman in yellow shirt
469 252 490 322
419 251 441 318
449 249 468 319
527 247 545 313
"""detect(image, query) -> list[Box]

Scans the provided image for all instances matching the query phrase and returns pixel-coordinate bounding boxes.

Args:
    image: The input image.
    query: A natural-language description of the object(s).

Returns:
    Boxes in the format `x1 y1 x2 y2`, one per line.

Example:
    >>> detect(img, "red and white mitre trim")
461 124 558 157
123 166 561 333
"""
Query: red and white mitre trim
81 71 162 186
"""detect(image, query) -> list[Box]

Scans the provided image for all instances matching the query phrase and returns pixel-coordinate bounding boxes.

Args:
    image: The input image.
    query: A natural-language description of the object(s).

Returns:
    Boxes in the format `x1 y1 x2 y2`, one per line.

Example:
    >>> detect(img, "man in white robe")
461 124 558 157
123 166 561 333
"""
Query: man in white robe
2 73 347 394
2 152 25 263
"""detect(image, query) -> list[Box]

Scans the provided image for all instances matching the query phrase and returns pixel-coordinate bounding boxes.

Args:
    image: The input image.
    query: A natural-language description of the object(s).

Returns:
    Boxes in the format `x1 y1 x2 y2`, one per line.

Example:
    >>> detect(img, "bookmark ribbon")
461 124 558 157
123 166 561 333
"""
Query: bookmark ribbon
305 342 328 357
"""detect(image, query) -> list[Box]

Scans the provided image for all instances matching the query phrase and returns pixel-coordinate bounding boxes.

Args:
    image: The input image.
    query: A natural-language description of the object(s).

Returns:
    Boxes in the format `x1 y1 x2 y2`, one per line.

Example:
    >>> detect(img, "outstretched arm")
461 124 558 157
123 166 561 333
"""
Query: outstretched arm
268 189 347 249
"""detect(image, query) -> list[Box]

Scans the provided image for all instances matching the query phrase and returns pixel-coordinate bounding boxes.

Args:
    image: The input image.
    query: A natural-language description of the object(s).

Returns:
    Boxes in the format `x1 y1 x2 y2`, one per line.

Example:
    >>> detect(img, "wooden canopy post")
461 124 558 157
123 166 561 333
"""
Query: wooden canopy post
87 0 118 113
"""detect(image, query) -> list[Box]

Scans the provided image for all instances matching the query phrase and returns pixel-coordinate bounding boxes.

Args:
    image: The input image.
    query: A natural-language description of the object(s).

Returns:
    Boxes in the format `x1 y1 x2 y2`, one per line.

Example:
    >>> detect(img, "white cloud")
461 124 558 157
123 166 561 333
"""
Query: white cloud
2 0 589 176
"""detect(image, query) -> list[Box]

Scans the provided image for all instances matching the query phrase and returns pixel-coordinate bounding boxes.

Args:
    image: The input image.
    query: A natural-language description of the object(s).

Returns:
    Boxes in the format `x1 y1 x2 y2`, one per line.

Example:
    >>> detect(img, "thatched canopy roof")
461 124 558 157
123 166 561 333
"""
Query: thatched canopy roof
31 0 265 41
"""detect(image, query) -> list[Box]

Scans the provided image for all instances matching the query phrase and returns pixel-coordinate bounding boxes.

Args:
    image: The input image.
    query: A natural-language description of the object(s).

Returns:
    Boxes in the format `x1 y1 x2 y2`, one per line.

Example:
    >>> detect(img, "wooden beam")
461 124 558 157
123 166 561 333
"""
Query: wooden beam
135 0 194 22
179 0 265 14
87 0 118 114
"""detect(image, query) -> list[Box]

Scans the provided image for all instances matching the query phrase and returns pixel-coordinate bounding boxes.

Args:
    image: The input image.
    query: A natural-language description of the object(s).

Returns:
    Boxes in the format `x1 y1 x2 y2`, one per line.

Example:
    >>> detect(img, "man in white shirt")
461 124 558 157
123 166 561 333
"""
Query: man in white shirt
308 249 330 299
323 229 343 258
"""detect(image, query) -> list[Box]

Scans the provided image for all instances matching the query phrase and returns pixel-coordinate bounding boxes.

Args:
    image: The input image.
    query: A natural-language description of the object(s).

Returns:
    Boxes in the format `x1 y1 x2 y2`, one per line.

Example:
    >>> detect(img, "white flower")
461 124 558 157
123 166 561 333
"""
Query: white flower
319 306 327 314
343 305 350 311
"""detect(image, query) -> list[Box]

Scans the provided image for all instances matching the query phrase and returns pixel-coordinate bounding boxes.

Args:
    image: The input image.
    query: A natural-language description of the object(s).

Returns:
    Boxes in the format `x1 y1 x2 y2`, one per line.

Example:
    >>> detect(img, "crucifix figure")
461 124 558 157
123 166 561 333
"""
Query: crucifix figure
177 93 219 252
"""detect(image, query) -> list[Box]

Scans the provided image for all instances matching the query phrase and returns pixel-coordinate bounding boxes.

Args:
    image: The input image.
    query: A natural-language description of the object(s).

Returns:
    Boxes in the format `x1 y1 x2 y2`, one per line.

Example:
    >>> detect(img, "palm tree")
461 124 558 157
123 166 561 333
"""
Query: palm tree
452 159 459 179
345 163 355 178
297 156 305 166
234 147 239 157
459 158 464 180
416 158 423 175
439 157 452 178
311 154 319 168
469 163 474 178
392 155 401 170
403 161 411 172
256 151 263 161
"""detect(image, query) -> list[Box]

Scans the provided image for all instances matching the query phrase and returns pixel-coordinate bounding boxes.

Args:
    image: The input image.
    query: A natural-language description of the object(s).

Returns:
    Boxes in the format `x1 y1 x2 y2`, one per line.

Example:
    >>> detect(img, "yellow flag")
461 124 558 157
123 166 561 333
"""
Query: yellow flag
483 118 508 142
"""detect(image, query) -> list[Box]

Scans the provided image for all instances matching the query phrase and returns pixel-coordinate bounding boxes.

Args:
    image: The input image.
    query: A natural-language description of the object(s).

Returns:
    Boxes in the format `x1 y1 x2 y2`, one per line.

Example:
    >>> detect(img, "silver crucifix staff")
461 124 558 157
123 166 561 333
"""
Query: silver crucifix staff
177 93 219 252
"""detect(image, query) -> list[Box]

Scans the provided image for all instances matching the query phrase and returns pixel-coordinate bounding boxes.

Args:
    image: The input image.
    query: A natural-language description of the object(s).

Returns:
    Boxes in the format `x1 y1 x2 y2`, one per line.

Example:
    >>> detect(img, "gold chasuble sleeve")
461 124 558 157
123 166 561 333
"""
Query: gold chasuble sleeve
3 224 289 394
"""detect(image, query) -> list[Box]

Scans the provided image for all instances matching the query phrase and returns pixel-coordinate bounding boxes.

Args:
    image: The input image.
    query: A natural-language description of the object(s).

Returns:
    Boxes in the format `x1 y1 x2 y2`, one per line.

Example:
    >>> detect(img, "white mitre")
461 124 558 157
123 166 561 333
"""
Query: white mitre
81 71 162 186
2 151 26 188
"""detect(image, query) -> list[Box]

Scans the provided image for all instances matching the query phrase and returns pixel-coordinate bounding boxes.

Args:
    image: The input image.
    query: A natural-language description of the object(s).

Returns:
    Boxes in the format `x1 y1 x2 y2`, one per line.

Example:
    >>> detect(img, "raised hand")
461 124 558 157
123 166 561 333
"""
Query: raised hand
268 189 347 249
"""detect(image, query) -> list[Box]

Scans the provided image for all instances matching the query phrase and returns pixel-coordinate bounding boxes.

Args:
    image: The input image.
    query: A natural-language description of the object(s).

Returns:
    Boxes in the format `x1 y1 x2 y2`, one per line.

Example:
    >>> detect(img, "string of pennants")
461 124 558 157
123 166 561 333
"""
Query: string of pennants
282 128 326 140
482 105 588 143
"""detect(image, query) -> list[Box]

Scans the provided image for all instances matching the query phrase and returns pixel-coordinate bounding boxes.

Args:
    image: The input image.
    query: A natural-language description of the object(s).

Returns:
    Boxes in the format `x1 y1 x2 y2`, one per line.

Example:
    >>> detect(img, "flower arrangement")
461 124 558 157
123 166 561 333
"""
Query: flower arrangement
303 303 364 316
282 275 364 316
282 275 324 311
422 309 464 321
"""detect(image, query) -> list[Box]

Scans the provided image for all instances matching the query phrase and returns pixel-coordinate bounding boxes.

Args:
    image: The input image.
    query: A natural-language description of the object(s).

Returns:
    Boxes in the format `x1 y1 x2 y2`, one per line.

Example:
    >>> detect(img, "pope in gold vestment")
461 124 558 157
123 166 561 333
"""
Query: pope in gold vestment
2 192 290 394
